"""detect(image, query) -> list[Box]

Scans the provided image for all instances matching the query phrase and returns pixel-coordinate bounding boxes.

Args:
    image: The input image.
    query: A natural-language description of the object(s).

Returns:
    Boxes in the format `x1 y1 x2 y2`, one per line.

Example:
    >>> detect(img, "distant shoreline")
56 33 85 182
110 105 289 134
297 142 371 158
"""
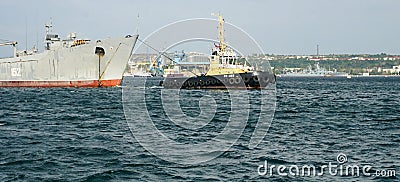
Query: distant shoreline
276 75 400 78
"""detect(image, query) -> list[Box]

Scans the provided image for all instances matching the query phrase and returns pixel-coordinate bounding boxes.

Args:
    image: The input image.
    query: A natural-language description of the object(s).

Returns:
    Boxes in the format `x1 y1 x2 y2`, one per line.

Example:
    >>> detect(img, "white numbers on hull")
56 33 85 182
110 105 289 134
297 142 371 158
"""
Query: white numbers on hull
11 68 21 77
223 74 235 78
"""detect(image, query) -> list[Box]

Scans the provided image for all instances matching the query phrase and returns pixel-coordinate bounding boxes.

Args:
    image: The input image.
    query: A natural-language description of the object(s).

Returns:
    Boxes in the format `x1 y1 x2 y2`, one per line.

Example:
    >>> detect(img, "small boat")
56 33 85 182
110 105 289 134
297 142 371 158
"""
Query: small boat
160 14 275 89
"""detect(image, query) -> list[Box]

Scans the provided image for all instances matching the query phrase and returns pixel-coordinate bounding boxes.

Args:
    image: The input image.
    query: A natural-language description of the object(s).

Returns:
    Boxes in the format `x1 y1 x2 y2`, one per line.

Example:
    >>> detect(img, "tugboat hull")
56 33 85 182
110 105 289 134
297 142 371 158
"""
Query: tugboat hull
161 71 275 89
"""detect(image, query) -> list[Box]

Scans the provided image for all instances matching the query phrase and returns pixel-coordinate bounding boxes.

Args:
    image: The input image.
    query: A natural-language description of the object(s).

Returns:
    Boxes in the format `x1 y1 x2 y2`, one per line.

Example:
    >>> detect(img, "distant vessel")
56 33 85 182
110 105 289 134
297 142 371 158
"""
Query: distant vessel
133 71 153 78
0 19 138 87
161 14 275 89
281 62 347 77
123 72 152 78
125 61 153 78
126 54 165 78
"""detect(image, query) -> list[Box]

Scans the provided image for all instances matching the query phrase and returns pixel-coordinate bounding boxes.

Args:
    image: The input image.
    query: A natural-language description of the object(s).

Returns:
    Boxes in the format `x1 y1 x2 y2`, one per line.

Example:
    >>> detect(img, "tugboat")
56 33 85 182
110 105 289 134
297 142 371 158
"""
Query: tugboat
160 14 275 89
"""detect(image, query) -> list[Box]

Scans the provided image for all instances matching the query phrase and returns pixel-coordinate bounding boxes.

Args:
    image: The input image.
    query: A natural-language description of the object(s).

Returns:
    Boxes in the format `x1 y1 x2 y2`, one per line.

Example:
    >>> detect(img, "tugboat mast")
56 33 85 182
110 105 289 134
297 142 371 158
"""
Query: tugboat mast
212 13 226 53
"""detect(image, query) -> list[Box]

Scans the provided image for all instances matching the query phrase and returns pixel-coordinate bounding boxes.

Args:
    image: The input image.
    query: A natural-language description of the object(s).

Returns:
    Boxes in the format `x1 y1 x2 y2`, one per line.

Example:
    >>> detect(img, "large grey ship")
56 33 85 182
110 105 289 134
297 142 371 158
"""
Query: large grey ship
281 62 347 77
0 20 138 87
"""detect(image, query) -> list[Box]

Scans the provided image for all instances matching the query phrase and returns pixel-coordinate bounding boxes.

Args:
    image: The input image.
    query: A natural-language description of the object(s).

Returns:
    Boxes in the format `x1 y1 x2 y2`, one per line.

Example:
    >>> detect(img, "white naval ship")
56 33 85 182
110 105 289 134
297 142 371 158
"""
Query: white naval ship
0 20 138 87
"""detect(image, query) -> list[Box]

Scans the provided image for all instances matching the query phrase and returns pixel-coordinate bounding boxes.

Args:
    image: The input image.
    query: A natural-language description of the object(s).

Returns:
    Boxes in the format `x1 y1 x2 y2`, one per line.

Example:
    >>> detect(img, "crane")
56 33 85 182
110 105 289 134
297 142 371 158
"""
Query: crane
0 41 18 58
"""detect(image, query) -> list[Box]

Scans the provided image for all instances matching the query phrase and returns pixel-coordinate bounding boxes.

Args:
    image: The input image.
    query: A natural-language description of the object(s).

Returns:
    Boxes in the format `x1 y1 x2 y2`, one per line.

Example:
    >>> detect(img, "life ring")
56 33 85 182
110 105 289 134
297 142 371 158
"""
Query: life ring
182 81 188 87
205 80 211 85
211 79 217 85
253 76 259 82
235 77 241 84
193 82 198 86
224 78 229 83
229 78 235 85
188 81 194 87
199 80 205 86
243 76 250 83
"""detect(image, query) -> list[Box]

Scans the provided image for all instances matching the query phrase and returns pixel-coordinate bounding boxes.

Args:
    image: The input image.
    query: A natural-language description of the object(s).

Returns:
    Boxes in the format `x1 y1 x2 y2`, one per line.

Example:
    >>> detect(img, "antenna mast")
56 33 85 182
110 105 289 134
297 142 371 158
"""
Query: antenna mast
212 13 226 52
45 18 53 37
25 15 28 51
136 13 140 35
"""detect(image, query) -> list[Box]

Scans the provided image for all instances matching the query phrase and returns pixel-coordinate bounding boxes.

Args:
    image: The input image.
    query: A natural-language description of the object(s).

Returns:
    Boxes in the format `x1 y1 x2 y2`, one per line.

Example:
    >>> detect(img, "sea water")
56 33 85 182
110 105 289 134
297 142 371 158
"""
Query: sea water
0 77 399 181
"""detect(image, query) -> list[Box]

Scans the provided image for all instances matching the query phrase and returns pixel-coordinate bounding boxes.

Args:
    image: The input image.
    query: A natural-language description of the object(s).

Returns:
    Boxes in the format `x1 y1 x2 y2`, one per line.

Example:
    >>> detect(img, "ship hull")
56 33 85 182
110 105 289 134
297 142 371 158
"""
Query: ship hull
160 71 275 89
0 79 121 87
0 35 138 87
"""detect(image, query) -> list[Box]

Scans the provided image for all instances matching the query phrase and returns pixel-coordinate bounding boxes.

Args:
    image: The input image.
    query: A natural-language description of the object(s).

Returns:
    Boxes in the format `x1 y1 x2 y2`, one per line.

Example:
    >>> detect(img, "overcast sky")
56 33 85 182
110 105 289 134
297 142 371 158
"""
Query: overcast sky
1 0 400 56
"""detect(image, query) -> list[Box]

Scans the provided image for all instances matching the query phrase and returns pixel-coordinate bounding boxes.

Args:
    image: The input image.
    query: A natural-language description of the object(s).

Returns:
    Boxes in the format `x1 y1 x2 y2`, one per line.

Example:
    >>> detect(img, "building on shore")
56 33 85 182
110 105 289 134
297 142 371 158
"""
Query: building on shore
382 65 400 75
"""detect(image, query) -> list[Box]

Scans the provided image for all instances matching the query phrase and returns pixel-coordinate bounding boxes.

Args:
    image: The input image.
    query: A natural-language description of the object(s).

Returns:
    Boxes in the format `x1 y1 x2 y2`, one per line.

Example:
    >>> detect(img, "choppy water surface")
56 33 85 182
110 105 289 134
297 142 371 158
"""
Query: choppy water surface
0 77 399 181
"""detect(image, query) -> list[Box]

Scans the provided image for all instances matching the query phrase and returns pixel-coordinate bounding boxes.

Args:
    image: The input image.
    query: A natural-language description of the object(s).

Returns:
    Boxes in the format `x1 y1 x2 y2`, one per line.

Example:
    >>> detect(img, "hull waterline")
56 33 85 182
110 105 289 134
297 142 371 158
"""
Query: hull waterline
0 79 121 87
161 72 275 90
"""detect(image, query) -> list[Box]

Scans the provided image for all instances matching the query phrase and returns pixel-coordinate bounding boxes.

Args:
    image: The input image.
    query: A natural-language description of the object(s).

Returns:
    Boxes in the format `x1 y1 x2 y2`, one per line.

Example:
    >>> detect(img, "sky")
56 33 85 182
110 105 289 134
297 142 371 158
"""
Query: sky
1 0 400 56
